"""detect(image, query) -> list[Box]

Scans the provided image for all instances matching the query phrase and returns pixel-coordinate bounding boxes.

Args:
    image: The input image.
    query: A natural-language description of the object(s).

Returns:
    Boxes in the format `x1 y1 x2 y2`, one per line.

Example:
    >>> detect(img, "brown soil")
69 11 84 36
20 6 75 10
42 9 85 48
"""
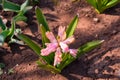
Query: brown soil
0 0 120 80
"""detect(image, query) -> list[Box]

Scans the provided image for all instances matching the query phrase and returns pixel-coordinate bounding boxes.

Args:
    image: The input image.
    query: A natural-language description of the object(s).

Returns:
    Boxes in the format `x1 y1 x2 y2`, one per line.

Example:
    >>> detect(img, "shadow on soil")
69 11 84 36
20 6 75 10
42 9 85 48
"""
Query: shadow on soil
38 0 55 11
104 3 120 16
61 18 120 79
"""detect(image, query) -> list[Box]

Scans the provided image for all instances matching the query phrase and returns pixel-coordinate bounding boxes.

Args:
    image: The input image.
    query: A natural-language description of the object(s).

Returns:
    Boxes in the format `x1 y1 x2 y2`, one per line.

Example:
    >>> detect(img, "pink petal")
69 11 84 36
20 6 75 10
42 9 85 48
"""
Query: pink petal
54 48 62 66
59 42 69 53
41 43 58 56
46 31 57 43
69 49 78 57
58 26 66 41
63 36 75 44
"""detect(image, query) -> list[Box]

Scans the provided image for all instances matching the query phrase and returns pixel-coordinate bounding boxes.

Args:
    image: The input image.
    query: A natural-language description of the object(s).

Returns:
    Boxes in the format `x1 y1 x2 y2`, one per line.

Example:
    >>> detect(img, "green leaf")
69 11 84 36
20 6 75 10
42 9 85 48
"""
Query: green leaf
13 15 27 22
37 61 61 73
0 17 7 30
98 0 120 13
35 7 50 46
20 0 32 14
86 0 97 9
7 21 15 39
57 53 70 70
102 0 109 6
9 38 24 45
39 25 49 47
17 33 54 64
86 0 120 13
0 30 10 46
8 68 14 74
58 40 104 70
23 6 32 13
0 0 2 4
17 34 41 55
66 15 78 38
77 40 104 57
0 68 3 75
2 0 20 12
0 63 5 68
20 0 29 11
35 7 50 31
106 0 120 8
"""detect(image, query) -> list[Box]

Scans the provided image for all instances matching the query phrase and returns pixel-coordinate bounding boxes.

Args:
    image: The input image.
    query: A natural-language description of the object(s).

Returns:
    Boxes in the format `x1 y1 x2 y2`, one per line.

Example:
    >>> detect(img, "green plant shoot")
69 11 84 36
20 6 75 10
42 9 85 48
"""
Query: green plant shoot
86 0 120 13
0 0 32 46
17 7 104 73
0 0 32 21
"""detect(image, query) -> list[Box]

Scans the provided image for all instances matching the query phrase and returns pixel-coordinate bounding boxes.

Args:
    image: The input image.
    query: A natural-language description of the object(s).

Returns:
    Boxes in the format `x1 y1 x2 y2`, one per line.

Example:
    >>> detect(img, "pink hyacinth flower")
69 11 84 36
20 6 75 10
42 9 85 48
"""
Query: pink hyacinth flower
41 43 58 56
54 48 62 66
41 26 78 66
69 49 78 57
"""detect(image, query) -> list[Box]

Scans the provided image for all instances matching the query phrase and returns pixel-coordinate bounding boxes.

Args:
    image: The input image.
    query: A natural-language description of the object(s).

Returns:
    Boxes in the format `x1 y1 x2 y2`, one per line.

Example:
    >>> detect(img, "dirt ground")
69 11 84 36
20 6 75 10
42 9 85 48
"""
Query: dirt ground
0 0 120 80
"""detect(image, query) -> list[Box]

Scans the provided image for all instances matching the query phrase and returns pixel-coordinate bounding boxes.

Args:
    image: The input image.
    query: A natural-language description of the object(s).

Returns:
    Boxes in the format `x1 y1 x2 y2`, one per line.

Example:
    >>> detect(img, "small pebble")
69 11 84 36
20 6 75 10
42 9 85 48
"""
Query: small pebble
93 18 99 22
4 71 6 74
112 30 117 35
16 64 19 67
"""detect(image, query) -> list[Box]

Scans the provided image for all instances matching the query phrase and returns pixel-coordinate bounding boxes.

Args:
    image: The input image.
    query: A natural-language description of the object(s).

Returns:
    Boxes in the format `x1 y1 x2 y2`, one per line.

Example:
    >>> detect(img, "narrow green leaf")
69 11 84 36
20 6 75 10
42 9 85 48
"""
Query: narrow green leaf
17 33 54 64
35 7 50 31
13 15 27 22
96 0 103 11
35 7 50 46
57 53 69 70
0 17 6 30
37 61 61 73
106 0 120 8
35 7 56 65
58 40 104 70
9 38 24 45
20 0 29 11
38 25 54 64
0 69 3 75
98 0 120 13
102 0 109 6
39 25 49 47
8 68 14 74
0 0 2 4
0 30 10 46
77 40 104 57
7 21 15 38
66 15 78 37
17 34 41 55
23 6 32 13
86 0 120 13
0 63 5 68
20 0 32 14
86 0 97 9
2 0 20 12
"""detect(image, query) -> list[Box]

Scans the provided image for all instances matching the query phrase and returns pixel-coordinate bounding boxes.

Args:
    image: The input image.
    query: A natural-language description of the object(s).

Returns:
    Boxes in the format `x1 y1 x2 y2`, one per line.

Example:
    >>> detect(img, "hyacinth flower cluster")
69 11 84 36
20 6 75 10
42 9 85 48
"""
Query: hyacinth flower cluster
17 7 103 73
41 26 78 66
